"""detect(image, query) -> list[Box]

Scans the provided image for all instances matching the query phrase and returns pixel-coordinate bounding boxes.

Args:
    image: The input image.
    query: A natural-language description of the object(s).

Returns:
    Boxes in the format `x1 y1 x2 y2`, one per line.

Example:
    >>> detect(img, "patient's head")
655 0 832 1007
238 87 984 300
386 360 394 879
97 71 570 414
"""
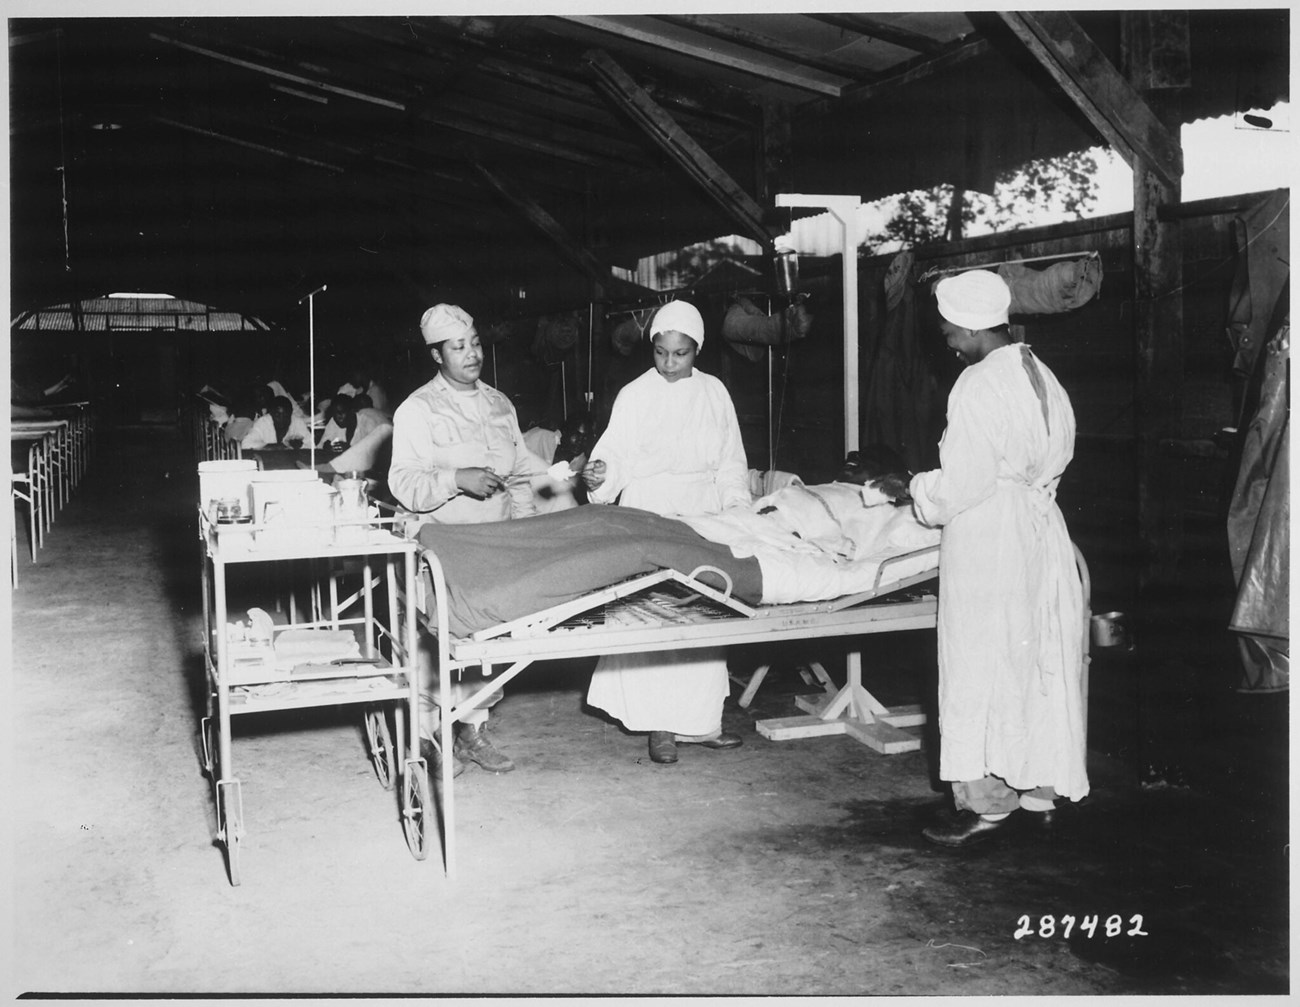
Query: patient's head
557 412 596 463
839 445 912 507
837 445 910 485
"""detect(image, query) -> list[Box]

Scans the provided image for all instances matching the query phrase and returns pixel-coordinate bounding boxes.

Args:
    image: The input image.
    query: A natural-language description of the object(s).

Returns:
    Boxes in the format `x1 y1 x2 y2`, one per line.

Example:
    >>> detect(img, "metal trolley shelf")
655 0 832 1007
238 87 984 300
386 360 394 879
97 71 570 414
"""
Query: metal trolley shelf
197 509 428 885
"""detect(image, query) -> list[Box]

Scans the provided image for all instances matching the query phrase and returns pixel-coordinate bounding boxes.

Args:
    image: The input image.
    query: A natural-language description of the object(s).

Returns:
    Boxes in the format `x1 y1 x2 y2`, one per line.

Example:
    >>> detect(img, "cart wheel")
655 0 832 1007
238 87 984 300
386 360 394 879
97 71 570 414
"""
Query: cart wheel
401 762 431 861
217 780 244 887
364 707 397 791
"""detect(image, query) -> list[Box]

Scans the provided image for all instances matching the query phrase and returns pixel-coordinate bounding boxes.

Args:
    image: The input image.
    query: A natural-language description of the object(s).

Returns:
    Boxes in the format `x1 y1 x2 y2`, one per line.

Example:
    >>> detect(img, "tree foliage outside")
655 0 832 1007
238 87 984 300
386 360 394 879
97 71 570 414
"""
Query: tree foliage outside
870 149 1103 252
652 237 759 289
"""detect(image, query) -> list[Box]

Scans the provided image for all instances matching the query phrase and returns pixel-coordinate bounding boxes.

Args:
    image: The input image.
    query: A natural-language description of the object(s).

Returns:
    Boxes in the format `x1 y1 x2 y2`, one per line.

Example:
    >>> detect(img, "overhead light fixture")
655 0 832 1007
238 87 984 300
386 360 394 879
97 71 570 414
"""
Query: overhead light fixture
90 121 123 131
108 291 175 299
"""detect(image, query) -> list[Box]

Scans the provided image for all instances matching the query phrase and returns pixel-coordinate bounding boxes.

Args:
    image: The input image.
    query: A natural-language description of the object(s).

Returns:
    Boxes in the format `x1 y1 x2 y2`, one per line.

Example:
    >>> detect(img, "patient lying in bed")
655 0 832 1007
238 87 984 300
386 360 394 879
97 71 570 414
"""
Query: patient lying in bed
416 457 939 636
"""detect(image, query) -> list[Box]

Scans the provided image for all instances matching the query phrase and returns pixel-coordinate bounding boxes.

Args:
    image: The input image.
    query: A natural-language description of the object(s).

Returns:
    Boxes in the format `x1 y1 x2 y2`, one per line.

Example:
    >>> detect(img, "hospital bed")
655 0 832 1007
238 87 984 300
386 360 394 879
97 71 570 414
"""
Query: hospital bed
408 496 956 878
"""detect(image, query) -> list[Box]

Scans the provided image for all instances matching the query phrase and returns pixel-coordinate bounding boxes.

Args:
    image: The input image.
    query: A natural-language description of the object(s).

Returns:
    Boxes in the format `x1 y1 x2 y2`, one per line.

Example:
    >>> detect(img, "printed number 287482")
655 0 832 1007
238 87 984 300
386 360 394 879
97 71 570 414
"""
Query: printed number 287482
1014 914 1149 940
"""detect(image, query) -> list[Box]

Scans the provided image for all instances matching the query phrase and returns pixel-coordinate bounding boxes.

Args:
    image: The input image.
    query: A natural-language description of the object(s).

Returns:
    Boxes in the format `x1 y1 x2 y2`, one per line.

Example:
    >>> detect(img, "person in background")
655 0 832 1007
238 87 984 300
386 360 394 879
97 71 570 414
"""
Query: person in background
319 393 390 449
894 269 1087 847
389 302 549 778
581 299 750 765
338 366 390 415
222 390 259 445
240 395 309 451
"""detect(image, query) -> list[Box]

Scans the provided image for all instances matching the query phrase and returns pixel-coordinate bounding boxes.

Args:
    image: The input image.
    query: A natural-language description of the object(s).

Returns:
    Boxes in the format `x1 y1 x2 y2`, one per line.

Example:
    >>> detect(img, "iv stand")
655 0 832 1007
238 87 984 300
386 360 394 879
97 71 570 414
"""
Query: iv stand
774 194 861 455
298 284 327 470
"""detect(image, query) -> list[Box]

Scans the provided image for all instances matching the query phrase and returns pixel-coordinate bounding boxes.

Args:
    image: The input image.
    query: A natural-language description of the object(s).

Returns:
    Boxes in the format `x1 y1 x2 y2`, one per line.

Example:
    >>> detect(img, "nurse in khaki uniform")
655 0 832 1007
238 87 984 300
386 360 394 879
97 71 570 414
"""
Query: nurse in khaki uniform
390 303 549 777
903 271 1088 846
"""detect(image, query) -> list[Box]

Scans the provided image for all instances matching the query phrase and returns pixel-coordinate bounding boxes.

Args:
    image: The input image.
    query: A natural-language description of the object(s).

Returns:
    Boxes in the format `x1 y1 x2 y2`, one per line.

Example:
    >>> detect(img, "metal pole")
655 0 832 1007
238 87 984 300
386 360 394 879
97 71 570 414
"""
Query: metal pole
297 284 327 469
774 194 861 455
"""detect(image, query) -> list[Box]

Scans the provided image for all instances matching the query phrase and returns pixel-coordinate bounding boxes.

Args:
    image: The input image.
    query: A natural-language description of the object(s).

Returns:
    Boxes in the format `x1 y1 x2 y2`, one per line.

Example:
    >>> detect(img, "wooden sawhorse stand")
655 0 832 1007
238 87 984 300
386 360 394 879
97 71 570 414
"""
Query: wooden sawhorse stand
744 649 926 755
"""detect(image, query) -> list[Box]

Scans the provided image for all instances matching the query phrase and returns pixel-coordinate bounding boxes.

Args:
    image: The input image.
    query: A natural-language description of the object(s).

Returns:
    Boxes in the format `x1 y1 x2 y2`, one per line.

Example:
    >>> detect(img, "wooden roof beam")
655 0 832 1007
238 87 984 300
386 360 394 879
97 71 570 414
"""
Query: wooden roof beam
654 15 881 83
413 103 629 170
148 31 408 112
997 11 1183 187
471 161 651 298
582 48 776 248
803 37 990 116
150 115 347 173
342 16 758 130
564 15 843 97
806 14 948 56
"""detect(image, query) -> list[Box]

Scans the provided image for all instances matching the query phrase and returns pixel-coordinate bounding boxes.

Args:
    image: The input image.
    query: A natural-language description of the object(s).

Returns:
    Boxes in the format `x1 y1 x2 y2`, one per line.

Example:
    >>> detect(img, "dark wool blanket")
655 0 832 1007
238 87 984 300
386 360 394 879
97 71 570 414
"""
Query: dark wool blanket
417 506 763 637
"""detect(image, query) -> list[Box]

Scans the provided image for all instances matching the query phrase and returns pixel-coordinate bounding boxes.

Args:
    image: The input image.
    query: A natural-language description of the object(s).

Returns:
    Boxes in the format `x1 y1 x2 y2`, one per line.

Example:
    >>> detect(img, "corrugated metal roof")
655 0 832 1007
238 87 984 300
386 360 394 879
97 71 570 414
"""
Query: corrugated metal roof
13 297 274 332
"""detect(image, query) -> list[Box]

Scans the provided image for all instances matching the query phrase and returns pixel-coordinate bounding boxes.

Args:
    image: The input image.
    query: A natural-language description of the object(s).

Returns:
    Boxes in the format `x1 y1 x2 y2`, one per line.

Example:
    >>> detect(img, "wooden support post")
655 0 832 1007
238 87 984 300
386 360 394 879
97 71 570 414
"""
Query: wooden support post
1123 11 1188 585
1001 9 1188 585
997 12 1183 189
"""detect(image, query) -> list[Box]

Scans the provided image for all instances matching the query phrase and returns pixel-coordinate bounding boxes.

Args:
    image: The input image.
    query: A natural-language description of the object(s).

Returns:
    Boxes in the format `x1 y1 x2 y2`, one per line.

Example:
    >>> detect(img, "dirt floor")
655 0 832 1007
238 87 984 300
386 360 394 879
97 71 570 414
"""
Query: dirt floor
5 426 1290 998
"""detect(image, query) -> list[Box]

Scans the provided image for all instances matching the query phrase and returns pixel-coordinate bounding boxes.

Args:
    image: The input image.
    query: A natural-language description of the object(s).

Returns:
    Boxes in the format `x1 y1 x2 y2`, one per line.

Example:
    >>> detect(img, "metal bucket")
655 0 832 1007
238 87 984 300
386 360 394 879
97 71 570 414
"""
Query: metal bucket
1090 611 1130 649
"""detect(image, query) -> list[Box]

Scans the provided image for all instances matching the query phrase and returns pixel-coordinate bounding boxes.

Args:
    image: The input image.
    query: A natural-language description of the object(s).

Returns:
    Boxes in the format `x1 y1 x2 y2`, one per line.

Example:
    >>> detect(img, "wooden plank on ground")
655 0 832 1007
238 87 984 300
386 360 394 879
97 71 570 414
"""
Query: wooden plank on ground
842 719 923 754
755 715 848 741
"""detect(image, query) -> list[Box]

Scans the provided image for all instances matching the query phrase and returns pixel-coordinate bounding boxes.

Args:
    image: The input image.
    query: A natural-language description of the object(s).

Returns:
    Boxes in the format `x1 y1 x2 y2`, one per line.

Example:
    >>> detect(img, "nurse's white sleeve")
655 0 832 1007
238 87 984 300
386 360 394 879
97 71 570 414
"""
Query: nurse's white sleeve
909 372 1000 528
712 390 752 509
586 386 638 505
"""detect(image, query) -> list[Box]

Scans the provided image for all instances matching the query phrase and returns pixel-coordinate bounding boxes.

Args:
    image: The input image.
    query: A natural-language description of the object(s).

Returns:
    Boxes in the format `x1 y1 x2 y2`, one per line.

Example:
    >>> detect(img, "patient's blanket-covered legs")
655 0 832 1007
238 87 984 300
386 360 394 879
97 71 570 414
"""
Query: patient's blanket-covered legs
588 648 729 737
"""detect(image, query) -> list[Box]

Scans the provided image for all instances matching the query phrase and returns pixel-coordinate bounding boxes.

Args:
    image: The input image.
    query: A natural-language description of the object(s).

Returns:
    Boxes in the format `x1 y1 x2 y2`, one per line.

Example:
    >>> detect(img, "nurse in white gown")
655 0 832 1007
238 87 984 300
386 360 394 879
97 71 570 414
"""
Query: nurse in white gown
902 271 1087 848
582 300 751 764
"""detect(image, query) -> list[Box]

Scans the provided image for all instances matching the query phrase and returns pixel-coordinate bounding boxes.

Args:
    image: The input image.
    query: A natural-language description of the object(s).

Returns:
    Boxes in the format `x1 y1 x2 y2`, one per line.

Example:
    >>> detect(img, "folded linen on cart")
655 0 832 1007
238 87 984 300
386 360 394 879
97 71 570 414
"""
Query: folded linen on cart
273 629 361 664
416 483 940 636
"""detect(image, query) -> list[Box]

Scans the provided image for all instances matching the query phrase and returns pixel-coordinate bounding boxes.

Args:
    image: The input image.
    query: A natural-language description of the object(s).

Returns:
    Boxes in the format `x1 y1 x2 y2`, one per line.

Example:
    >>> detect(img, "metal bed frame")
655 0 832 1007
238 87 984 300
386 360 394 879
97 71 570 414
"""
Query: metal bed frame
419 543 946 878
419 540 1092 878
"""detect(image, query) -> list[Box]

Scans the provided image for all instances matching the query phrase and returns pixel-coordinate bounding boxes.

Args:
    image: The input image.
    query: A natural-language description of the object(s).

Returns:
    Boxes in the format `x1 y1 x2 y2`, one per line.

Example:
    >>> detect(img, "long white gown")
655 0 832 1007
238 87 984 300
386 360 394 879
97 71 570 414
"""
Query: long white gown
586 367 750 735
909 343 1089 801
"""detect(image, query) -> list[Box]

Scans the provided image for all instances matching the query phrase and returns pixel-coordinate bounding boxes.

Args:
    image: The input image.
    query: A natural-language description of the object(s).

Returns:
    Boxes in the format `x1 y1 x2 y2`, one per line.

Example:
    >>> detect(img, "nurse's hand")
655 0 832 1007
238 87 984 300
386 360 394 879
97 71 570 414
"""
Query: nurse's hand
581 459 606 491
457 466 505 498
867 473 912 506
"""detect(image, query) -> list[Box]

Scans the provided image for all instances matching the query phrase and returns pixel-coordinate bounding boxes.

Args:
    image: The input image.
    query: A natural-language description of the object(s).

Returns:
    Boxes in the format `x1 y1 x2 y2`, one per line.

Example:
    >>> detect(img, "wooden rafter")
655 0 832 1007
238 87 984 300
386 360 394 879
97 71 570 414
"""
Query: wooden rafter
148 31 408 112
582 48 775 247
997 11 1183 187
802 38 990 116
564 15 844 97
654 15 880 83
472 161 638 295
343 16 759 129
807 14 947 55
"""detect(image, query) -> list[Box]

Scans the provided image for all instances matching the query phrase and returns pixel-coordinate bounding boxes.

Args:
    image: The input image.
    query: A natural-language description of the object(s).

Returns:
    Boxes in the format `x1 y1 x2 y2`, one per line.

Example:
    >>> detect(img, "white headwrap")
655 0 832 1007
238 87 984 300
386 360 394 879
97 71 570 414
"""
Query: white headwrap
649 300 705 349
935 270 1011 330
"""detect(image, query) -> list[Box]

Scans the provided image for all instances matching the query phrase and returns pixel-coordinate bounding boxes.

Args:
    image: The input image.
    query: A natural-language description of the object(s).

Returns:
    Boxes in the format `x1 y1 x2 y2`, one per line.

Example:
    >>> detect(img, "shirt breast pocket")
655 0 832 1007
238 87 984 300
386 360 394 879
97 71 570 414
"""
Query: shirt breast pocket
429 416 461 447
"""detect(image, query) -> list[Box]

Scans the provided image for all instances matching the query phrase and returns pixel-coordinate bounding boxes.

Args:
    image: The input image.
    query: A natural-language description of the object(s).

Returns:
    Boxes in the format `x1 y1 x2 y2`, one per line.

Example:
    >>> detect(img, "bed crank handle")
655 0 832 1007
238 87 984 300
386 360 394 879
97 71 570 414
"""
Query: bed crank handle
686 565 733 600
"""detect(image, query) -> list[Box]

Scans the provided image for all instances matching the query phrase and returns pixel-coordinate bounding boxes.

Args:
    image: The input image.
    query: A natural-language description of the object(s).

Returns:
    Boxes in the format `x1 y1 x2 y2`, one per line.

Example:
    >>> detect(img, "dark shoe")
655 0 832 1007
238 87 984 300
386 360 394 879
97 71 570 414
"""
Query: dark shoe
648 731 678 764
454 723 516 773
680 731 743 751
420 736 466 779
922 810 1011 848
